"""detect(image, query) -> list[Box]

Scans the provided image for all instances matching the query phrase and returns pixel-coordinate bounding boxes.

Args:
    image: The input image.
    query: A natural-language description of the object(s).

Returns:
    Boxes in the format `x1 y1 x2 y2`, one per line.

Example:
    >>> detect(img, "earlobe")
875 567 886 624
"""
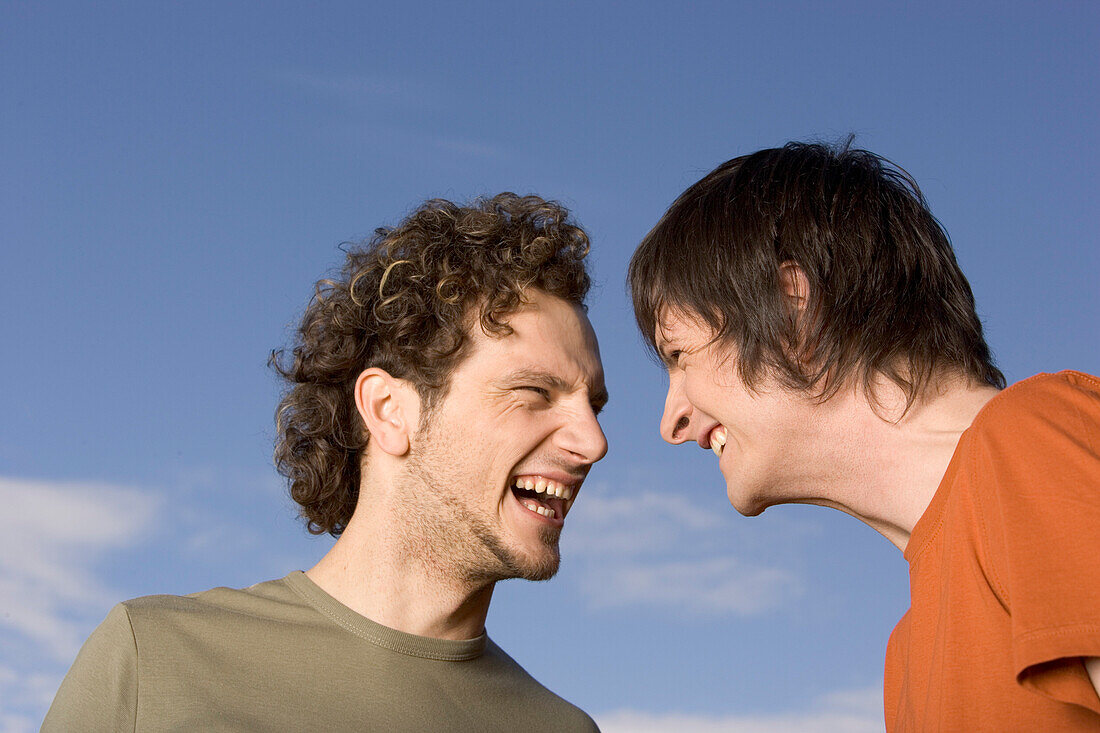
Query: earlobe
354 368 417 457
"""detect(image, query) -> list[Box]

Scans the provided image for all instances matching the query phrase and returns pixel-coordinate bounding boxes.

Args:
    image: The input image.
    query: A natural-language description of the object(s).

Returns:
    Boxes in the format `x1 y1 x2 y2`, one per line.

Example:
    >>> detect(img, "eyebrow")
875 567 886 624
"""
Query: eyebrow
654 340 678 368
652 324 677 367
505 366 609 411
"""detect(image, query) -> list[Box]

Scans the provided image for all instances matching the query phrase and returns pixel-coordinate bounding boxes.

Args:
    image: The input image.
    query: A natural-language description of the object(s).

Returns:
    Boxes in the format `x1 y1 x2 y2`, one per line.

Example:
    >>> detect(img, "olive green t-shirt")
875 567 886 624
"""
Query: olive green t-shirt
43 572 598 732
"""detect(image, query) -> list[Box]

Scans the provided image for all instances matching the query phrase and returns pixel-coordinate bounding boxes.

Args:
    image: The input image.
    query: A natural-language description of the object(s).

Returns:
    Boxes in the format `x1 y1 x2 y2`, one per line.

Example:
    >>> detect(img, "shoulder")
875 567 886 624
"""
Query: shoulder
952 371 1100 562
125 574 300 610
955 371 1100 554
976 371 1100 426
482 638 600 731
42 604 141 731
966 371 1100 459
73 602 140 659
118 575 308 636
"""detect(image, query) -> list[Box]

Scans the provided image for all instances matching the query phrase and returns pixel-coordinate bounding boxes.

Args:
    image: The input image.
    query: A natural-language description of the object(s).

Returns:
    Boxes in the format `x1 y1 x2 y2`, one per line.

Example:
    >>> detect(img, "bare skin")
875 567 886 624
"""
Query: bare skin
656 308 999 552
308 290 607 641
771 378 1002 553
1089 658 1100 698
656 307 1100 698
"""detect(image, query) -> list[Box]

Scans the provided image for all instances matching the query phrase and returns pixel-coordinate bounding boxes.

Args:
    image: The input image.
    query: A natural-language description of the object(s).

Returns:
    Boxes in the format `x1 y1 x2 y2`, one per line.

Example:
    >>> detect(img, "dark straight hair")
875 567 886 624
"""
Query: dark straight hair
629 140 1004 408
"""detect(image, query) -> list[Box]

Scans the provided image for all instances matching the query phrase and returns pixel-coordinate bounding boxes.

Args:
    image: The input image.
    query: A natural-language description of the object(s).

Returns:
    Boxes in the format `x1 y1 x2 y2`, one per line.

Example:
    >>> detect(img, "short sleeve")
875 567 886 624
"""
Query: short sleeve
42 603 139 732
975 373 1100 715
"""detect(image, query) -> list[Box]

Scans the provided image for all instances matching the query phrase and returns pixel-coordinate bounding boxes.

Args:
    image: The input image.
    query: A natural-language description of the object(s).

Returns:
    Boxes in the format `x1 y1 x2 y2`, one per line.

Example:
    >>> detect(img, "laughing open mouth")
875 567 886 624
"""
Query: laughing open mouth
510 475 576 520
709 426 727 458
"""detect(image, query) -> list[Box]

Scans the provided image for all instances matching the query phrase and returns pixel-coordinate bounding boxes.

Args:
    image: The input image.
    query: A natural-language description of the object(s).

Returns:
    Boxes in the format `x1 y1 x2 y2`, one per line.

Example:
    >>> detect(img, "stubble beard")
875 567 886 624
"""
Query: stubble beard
400 423 562 584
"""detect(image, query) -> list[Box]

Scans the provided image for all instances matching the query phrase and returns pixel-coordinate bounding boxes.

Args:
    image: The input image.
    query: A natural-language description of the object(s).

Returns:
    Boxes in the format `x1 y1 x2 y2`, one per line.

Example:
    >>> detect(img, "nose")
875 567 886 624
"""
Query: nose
659 371 693 445
555 403 609 464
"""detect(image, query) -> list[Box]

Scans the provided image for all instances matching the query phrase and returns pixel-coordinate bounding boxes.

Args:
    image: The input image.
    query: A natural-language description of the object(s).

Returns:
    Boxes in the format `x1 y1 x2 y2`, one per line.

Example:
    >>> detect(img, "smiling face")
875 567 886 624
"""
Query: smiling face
399 289 608 582
655 309 826 515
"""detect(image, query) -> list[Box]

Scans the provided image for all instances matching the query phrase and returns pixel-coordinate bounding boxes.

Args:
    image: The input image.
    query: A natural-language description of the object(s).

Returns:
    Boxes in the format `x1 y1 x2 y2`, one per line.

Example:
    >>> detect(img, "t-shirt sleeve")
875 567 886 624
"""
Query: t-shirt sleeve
976 373 1100 715
41 603 139 732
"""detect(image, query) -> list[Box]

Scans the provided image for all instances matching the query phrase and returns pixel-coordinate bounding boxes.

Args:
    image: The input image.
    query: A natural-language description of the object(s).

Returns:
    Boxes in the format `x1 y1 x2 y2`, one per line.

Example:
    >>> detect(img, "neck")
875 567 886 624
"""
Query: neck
306 491 495 641
798 376 1000 553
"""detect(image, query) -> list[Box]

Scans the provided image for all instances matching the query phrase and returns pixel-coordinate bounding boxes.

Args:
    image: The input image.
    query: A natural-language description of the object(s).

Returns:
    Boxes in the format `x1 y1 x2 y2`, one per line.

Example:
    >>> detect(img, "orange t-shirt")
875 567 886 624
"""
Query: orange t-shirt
885 371 1100 731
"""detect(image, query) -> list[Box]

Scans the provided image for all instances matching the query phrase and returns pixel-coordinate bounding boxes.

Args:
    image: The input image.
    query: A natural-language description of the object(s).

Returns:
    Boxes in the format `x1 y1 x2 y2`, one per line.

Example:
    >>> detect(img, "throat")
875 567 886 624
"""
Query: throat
305 544 494 641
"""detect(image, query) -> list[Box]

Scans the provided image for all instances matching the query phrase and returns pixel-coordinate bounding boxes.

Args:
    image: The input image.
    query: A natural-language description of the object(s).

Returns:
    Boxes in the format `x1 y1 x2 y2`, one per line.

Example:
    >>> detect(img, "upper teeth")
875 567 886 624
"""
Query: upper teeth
514 476 573 500
711 427 727 458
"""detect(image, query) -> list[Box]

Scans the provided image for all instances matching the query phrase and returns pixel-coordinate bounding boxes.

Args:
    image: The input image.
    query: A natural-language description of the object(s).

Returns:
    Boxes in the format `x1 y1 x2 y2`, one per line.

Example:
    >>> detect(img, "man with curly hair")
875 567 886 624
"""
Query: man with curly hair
45 194 608 731
628 141 1100 730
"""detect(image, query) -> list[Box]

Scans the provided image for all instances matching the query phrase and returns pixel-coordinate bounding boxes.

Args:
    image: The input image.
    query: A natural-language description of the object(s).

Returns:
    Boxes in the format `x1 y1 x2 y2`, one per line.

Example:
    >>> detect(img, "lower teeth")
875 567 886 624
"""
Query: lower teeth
523 501 555 519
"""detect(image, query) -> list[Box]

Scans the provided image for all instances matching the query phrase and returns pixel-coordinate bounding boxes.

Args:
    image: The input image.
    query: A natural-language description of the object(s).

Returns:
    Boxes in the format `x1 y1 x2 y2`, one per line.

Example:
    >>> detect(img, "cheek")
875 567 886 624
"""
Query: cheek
488 394 527 419
682 371 726 414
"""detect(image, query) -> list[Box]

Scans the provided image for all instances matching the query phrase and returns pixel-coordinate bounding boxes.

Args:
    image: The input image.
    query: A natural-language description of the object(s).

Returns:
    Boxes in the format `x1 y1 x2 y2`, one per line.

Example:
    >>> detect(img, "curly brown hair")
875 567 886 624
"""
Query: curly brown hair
271 193 592 536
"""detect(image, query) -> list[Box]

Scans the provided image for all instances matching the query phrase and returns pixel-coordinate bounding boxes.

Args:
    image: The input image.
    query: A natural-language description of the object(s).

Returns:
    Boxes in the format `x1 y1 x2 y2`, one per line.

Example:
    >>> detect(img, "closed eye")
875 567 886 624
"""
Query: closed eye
517 386 551 399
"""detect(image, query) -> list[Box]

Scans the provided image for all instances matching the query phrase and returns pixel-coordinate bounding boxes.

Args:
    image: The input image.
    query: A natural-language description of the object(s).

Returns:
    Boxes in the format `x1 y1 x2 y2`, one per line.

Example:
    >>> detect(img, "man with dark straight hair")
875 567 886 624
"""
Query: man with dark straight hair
45 194 607 731
629 141 1100 730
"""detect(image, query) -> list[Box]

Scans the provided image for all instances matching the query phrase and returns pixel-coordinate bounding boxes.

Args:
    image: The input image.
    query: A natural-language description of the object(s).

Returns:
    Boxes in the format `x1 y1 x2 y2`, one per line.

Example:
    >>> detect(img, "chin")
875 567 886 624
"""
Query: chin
518 557 560 582
514 537 561 581
725 483 769 517
484 529 561 582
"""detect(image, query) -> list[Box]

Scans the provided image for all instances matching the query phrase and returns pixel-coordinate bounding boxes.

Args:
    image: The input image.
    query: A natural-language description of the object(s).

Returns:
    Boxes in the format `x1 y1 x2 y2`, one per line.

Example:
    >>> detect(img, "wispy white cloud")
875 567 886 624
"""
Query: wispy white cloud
595 685 883 733
282 71 434 109
568 490 723 555
565 485 802 614
280 71 506 160
0 663 62 733
0 477 161 662
0 471 321 729
579 556 800 614
165 467 326 579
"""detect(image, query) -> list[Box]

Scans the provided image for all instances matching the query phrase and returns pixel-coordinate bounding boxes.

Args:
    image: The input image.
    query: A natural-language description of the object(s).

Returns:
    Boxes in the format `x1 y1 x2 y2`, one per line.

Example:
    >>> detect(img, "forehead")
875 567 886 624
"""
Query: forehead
654 307 714 348
464 290 604 386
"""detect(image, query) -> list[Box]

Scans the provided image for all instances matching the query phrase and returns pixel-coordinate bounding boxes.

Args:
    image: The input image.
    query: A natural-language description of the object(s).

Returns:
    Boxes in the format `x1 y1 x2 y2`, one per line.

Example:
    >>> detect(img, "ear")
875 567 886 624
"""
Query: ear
353 368 420 457
777 261 815 369
777 260 811 315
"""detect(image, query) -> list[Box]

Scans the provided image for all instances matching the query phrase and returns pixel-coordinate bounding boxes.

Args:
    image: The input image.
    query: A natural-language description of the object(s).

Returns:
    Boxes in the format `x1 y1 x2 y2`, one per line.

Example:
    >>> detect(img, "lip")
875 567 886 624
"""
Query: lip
508 486 567 527
507 467 585 525
695 422 723 450
512 468 585 487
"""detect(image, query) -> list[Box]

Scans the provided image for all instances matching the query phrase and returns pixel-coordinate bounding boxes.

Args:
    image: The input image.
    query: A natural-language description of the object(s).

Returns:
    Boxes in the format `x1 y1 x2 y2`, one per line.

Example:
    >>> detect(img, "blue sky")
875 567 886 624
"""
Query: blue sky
2 2 1098 730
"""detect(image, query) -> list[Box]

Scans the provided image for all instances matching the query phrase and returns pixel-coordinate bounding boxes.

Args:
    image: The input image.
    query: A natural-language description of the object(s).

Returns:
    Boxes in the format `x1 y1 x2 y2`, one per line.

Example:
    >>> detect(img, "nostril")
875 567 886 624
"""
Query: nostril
673 415 690 439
